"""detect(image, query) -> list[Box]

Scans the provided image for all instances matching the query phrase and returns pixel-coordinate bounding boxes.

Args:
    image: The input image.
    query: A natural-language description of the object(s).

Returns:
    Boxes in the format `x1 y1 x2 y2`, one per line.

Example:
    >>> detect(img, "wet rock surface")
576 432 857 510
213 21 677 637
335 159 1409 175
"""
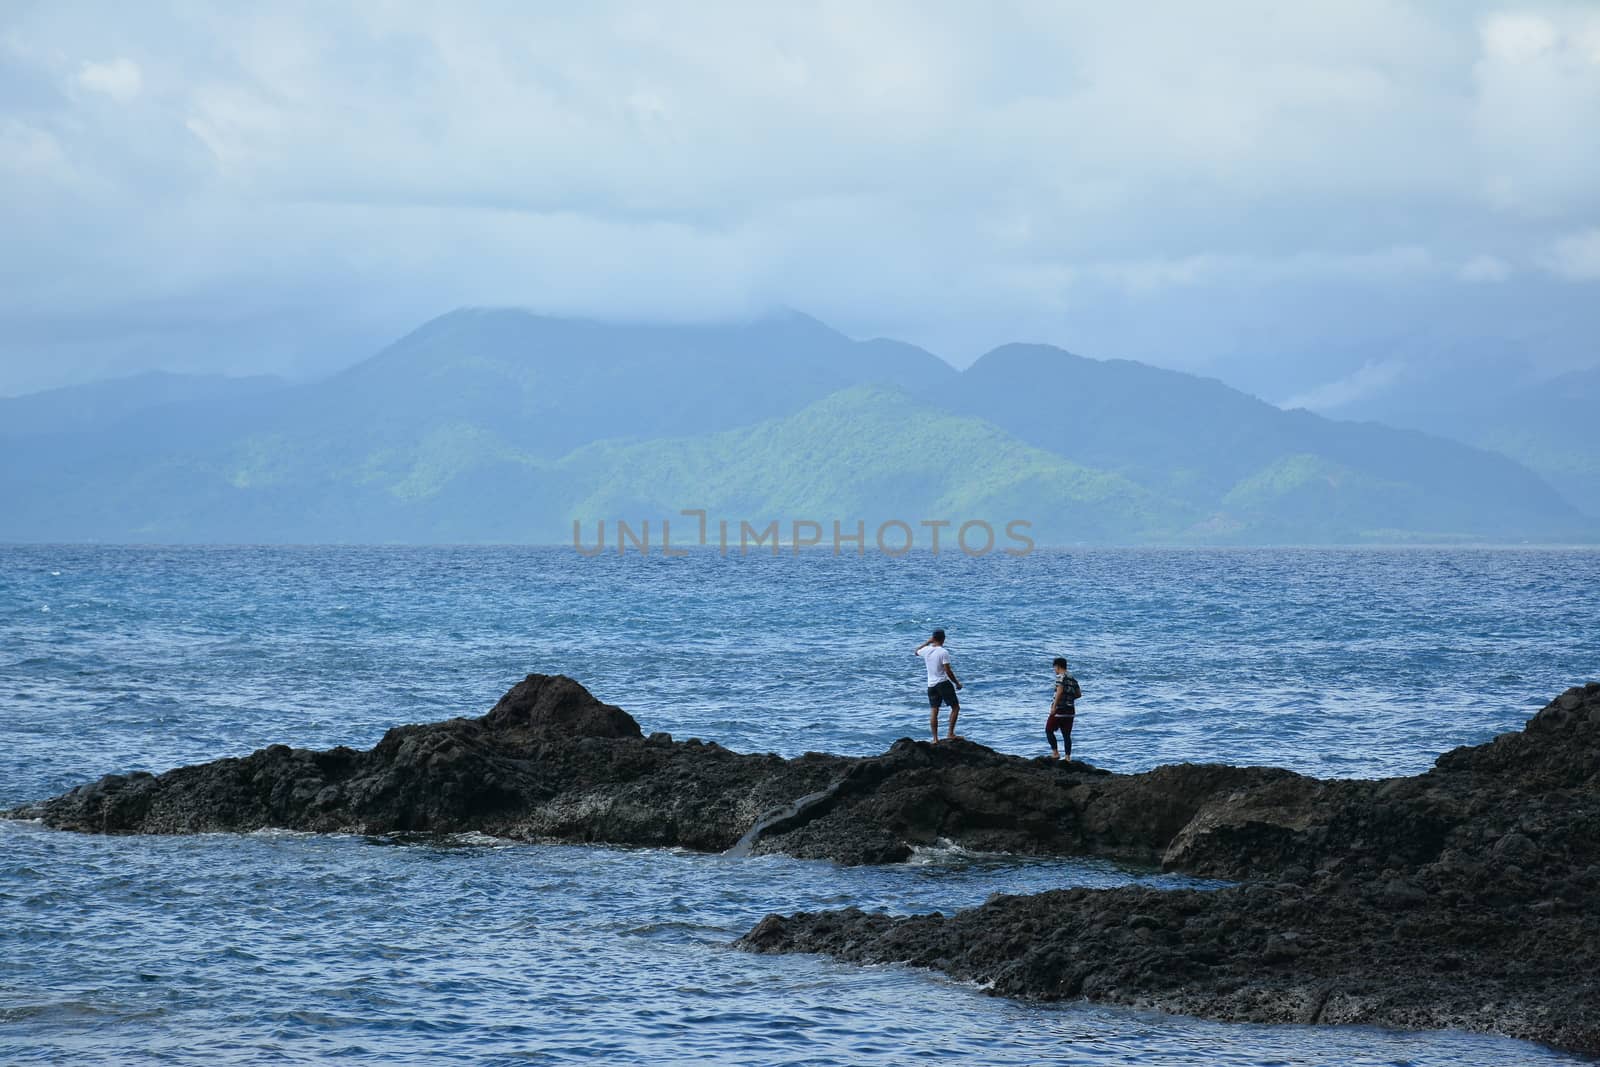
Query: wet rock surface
12 675 1600 1055
739 683 1600 1057
739 873 1599 1056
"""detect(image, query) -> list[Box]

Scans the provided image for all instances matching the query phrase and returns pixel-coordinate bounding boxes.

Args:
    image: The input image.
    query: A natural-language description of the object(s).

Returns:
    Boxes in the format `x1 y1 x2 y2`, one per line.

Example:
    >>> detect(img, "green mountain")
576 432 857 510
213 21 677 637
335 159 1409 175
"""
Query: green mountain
0 310 1589 545
555 386 1189 544
951 344 1583 542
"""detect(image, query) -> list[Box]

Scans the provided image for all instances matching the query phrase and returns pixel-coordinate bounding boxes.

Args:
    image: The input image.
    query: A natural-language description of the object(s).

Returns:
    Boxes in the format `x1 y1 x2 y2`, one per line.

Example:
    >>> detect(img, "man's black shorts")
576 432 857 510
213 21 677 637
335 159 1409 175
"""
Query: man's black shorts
927 680 959 709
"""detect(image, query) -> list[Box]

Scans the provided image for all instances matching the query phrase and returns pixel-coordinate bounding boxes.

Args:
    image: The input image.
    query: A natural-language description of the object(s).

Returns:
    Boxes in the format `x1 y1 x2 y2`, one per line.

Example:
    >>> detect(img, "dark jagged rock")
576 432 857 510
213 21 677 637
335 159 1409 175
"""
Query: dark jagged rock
738 873 1600 1056
739 683 1600 1058
743 740 1293 867
1159 682 1600 883
0 674 1307 867
9 675 847 849
11 674 1600 1055
482 673 643 739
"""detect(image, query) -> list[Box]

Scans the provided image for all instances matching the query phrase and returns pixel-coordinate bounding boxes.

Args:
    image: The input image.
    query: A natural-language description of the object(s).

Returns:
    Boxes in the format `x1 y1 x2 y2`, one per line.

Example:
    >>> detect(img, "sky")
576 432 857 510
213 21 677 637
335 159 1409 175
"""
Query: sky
1 1 1597 414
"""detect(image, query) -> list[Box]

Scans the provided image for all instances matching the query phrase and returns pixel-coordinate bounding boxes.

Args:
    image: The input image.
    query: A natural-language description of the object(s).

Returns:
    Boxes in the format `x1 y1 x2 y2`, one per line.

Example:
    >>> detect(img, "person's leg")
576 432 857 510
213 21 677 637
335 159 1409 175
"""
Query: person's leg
946 694 960 741
1061 713 1074 762
1046 714 1061 758
928 689 941 743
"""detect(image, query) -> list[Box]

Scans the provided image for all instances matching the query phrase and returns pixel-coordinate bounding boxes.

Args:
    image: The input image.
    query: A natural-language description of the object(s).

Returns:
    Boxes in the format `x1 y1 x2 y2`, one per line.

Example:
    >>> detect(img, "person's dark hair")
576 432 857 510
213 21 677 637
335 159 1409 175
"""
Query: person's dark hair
932 629 946 643
1052 657 1068 670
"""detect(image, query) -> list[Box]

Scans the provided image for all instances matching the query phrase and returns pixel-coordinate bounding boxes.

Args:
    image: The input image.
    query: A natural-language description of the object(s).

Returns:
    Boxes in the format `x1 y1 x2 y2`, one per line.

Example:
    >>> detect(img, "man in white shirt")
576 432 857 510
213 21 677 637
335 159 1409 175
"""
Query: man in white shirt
914 628 963 743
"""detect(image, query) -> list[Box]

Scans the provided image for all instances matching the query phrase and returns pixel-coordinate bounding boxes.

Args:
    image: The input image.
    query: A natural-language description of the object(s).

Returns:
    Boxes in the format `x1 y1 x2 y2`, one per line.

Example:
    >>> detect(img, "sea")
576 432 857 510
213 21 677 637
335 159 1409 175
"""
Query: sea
2 545 1596 1065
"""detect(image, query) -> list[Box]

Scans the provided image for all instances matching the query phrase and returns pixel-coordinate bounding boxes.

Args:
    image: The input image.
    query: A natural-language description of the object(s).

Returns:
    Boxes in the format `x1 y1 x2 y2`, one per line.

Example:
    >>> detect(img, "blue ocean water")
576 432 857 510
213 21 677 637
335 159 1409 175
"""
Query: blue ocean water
2 545 1597 1065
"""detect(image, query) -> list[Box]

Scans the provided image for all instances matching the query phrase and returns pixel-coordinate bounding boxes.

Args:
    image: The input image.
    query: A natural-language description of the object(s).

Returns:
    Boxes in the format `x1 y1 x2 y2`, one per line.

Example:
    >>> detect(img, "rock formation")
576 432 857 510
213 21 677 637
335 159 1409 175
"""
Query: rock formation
10 675 848 852
10 674 1599 1055
739 683 1600 1057
2 673 1298 866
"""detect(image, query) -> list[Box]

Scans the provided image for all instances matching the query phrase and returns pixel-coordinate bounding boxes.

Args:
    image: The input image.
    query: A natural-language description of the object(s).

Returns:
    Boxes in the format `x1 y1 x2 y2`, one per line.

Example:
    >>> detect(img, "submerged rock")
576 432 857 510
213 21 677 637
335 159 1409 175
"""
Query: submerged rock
11 674 1600 1055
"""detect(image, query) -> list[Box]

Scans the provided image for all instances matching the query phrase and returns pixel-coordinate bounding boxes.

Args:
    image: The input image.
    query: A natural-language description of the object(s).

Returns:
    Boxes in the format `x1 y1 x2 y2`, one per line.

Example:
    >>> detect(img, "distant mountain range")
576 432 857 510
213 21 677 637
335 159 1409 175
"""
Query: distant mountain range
0 370 286 439
0 309 1590 545
1470 367 1600 519
1324 367 1600 522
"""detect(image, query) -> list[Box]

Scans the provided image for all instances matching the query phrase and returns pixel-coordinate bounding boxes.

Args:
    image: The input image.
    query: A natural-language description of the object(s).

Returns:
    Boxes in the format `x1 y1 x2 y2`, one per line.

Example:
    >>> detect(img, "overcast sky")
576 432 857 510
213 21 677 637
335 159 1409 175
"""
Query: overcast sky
1 1 1597 410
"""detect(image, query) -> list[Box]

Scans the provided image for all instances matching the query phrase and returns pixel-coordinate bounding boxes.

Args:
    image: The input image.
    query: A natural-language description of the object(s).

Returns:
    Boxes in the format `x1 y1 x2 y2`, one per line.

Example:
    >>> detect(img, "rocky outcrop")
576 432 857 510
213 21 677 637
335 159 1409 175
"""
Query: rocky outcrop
0 673 1302 866
739 683 1600 1057
738 871 1599 1056
11 674 1600 1054
741 743 1295 866
8 675 859 851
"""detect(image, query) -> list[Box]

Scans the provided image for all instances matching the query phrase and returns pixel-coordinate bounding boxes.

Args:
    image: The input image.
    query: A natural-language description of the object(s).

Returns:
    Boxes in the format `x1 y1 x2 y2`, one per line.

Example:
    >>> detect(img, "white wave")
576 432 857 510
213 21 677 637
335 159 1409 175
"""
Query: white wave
448 830 517 847
907 838 986 864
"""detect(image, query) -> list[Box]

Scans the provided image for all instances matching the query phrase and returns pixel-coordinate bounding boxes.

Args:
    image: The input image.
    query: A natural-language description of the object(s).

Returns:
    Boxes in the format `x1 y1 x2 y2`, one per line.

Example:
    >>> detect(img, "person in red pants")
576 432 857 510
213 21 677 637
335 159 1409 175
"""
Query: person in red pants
1047 657 1081 761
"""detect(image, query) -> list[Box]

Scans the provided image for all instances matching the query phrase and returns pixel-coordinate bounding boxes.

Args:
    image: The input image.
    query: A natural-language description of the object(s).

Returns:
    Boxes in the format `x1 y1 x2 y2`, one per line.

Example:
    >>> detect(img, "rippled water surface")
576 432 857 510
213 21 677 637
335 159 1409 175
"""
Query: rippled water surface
3 545 1597 1064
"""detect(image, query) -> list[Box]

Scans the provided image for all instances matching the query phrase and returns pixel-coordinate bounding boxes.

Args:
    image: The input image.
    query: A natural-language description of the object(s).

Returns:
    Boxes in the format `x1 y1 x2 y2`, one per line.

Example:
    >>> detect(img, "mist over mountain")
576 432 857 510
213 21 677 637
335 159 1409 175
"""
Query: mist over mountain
0 371 287 439
315 308 956 459
1469 369 1600 519
0 310 1588 545
1302 365 1600 520
951 344 1580 539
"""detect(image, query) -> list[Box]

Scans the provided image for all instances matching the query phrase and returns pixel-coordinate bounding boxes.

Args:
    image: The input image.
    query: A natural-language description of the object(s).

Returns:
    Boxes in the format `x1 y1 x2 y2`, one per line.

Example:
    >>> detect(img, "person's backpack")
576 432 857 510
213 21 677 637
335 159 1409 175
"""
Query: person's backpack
1062 674 1082 702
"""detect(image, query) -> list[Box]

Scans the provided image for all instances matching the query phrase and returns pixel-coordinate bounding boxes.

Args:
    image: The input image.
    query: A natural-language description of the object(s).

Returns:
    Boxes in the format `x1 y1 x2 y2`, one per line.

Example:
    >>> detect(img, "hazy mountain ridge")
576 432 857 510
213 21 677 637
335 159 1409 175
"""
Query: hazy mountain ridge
0 309 1589 545
1463 368 1599 519
1303 365 1600 519
0 370 287 439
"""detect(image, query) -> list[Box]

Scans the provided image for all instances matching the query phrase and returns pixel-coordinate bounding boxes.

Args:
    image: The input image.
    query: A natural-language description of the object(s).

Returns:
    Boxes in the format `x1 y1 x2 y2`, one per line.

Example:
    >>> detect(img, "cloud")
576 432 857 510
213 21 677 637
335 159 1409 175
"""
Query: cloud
1482 12 1559 62
0 118 68 177
1541 228 1600 281
992 245 1442 301
1473 9 1600 213
1458 253 1511 282
0 2 1597 397
1281 359 1411 413
76 57 142 101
